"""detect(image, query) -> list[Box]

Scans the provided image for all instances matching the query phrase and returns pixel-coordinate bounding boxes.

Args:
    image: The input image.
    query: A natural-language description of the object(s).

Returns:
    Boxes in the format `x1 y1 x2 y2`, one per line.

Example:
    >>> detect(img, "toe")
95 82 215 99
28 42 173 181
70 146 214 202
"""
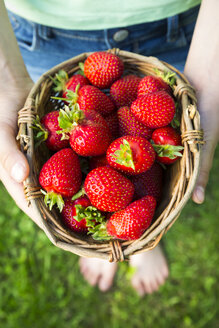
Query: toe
131 276 145 296
98 276 113 292
87 273 100 287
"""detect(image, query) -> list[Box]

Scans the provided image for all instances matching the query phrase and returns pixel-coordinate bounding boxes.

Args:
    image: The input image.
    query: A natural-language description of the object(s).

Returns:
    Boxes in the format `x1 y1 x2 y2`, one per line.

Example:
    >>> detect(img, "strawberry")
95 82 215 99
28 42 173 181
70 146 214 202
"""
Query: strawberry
130 162 163 201
61 196 91 233
58 106 112 156
61 196 105 234
89 155 109 170
84 166 134 212
117 106 153 139
107 136 155 175
51 69 90 93
39 148 82 211
137 74 173 97
61 85 115 117
93 196 156 241
32 111 69 151
110 75 141 108
104 111 120 139
151 126 184 164
131 91 176 128
84 51 124 89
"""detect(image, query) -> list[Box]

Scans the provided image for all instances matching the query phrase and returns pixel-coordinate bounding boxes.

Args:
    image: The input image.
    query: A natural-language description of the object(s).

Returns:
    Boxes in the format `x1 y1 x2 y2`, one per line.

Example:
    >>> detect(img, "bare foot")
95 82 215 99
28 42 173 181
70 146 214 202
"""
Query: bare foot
130 244 169 296
79 257 118 292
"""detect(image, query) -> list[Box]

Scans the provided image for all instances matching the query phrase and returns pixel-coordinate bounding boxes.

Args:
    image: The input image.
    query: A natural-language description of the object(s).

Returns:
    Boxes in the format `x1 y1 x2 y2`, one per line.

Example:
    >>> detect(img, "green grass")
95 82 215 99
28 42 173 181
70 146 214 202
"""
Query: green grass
0 147 219 328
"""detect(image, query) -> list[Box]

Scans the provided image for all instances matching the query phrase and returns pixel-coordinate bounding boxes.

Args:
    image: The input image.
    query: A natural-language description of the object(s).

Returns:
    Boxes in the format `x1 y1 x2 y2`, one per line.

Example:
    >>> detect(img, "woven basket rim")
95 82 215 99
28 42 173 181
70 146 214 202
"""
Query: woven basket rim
18 48 203 262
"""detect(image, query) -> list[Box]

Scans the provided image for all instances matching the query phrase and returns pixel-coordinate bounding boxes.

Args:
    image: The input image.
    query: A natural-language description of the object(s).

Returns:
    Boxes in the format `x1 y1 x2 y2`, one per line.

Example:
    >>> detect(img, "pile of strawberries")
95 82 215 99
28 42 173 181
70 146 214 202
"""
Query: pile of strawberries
34 51 183 241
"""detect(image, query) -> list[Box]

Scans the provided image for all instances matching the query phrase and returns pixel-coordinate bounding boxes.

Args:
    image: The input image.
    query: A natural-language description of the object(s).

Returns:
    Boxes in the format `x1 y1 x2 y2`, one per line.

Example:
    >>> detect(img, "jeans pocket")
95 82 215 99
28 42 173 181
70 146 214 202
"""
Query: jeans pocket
8 11 38 51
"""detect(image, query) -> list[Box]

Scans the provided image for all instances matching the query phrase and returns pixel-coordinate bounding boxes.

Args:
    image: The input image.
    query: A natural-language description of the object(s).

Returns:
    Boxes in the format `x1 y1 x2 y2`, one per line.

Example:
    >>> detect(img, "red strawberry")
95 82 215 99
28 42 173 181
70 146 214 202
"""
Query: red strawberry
39 148 82 211
117 106 153 139
137 75 172 97
104 111 120 139
106 196 156 240
84 51 124 89
84 166 134 212
61 196 91 233
110 75 141 108
89 155 109 170
63 75 90 95
131 91 175 128
32 111 69 151
130 162 163 201
152 126 183 164
107 136 155 175
51 70 90 93
62 85 115 117
58 106 112 156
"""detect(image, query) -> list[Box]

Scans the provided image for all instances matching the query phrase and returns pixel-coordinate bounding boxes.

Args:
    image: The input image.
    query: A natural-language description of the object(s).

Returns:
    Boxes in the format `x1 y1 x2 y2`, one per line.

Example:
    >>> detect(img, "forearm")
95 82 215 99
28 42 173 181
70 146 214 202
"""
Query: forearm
184 0 219 109
0 1 31 90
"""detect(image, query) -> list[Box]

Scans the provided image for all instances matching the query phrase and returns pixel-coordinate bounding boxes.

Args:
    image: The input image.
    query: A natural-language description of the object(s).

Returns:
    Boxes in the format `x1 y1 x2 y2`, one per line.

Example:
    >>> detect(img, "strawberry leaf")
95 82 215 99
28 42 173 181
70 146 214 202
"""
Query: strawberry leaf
41 190 64 212
50 70 69 92
154 68 176 87
57 105 85 137
152 144 184 159
31 115 48 148
112 139 135 170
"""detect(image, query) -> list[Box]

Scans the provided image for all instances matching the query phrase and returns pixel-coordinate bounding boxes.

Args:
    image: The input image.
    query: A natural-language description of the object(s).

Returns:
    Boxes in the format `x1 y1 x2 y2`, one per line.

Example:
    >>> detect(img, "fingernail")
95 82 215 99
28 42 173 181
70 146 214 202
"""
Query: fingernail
11 163 26 182
195 186 205 204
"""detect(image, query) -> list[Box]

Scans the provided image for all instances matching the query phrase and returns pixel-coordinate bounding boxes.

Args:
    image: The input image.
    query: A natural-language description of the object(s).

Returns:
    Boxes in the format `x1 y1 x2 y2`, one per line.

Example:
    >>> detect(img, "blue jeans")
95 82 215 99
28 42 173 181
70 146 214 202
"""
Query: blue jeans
8 6 199 82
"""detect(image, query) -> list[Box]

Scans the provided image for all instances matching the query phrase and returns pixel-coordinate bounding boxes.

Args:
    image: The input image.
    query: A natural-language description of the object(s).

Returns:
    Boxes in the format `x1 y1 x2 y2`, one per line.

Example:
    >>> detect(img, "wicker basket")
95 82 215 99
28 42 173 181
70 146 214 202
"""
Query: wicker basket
17 48 203 262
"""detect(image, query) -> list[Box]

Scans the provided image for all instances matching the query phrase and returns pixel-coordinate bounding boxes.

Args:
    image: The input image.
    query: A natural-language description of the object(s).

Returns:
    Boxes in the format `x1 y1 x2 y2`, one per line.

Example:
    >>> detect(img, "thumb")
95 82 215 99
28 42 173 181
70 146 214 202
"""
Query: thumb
0 124 29 182
192 140 217 204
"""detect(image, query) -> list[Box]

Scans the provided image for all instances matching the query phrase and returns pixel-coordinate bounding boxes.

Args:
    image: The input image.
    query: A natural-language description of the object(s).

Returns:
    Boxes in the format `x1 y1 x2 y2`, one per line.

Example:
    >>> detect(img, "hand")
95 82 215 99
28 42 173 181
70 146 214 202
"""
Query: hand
190 87 219 204
0 78 45 229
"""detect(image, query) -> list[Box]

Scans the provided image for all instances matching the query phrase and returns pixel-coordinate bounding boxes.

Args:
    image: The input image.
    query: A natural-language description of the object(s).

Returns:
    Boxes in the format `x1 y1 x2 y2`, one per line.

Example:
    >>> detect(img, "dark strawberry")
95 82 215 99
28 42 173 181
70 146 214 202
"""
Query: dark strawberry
131 91 175 128
39 148 82 211
107 136 155 175
61 196 105 234
51 69 90 93
104 111 120 139
61 196 91 233
151 126 183 164
130 162 163 201
117 106 153 139
84 51 124 89
58 106 112 156
106 196 156 240
62 85 115 117
137 74 174 97
84 166 134 212
89 155 109 170
32 111 69 151
110 75 141 108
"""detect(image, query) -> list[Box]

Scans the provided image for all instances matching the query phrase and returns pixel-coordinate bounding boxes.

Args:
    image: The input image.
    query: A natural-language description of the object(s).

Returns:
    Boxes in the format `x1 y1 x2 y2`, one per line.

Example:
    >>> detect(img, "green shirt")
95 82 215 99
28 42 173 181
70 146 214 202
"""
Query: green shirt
5 0 201 30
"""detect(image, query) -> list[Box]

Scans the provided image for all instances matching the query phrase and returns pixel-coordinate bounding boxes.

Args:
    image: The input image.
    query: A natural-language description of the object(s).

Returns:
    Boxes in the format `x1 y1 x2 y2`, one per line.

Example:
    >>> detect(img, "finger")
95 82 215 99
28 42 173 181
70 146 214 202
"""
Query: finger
192 140 217 204
0 124 29 183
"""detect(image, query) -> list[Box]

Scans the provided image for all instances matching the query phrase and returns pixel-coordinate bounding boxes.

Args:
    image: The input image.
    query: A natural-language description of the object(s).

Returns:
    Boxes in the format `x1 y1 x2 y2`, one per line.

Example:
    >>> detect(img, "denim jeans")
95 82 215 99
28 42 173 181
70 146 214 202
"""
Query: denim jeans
8 6 200 82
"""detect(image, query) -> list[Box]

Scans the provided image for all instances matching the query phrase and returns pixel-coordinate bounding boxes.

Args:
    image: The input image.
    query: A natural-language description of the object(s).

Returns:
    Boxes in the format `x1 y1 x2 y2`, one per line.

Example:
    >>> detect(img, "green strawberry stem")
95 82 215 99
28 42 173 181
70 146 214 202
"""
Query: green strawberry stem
152 143 184 159
78 62 85 75
71 188 86 201
88 221 112 241
74 204 112 241
57 104 85 139
31 115 48 148
51 84 80 107
171 102 181 129
154 68 176 87
41 190 64 212
50 69 69 92
112 139 135 170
